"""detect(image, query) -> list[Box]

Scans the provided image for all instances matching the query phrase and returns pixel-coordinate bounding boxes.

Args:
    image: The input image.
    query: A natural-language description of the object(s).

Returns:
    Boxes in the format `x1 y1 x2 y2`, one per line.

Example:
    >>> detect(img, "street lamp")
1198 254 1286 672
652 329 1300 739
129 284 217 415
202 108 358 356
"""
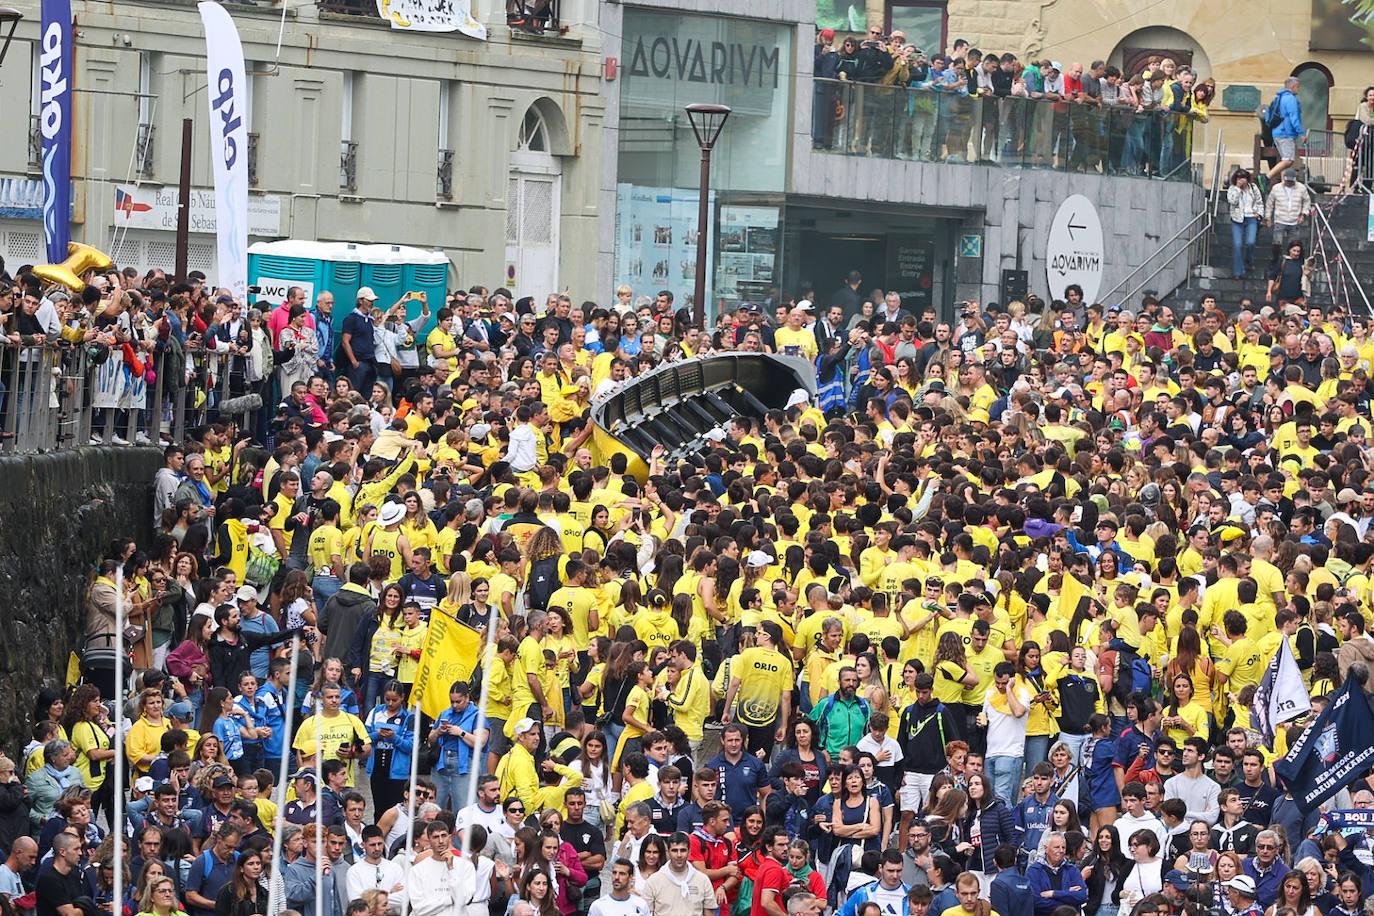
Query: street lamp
0 9 22 68
684 102 731 329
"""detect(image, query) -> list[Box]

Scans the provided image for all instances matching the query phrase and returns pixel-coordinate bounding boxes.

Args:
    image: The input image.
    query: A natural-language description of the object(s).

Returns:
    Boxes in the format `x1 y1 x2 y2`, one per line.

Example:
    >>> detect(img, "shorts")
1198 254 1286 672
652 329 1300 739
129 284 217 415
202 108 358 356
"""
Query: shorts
1275 136 1297 162
487 718 510 756
900 771 934 812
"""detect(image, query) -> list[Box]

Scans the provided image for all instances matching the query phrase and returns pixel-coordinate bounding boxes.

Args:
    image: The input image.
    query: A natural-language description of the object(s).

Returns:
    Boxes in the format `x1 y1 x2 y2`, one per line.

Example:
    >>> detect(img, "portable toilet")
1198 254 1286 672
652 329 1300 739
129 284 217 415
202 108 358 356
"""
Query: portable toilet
245 240 332 310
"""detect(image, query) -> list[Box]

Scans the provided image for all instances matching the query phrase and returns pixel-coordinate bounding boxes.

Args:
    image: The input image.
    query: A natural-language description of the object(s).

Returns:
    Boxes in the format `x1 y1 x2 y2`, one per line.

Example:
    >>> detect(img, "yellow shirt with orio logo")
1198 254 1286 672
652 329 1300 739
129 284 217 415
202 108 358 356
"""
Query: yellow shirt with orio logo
732 646 793 727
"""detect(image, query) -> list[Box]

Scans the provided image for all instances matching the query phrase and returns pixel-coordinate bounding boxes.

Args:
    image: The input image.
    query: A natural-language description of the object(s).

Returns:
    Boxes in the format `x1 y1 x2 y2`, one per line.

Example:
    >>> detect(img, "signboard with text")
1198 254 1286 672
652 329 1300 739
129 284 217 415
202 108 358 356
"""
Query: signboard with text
1045 194 1104 304
112 184 283 237
886 235 936 314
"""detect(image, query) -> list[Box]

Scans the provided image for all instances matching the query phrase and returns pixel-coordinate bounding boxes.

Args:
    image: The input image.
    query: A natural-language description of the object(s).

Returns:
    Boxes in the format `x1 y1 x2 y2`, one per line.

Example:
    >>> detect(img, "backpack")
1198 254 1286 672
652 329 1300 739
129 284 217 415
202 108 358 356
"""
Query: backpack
244 543 280 589
1259 95 1284 144
524 555 560 611
1345 120 1365 151
1110 642 1153 706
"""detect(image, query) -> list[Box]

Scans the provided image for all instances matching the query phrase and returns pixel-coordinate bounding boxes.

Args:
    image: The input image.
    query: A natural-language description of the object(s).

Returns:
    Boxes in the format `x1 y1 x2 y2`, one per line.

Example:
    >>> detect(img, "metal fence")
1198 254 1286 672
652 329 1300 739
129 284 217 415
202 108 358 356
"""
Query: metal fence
0 343 269 455
1299 126 1374 193
812 79 1201 181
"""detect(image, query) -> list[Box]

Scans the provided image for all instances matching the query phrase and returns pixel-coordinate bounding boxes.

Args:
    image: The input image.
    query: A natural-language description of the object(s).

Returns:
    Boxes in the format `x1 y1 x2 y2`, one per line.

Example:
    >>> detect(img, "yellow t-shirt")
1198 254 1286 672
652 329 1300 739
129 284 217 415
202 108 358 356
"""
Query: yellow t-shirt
69 719 111 790
292 712 370 785
774 326 819 360
509 635 545 714
1217 637 1266 692
548 585 598 649
733 646 793 726
308 524 344 575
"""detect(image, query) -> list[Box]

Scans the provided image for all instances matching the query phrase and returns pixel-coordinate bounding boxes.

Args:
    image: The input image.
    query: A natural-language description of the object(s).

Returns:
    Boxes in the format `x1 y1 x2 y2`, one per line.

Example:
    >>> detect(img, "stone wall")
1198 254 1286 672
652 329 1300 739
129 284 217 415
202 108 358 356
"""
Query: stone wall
0 447 159 757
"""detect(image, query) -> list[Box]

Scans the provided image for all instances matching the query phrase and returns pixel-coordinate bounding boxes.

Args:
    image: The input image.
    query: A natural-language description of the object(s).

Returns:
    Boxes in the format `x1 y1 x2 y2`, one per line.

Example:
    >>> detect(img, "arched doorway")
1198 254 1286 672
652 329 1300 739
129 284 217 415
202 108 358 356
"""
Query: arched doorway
1108 26 1213 79
505 102 565 302
1293 63 1333 132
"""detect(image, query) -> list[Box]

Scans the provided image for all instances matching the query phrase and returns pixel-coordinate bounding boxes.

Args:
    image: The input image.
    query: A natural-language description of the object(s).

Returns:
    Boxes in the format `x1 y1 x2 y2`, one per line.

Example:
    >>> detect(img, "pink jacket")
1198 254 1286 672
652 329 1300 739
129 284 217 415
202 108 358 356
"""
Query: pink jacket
552 843 588 915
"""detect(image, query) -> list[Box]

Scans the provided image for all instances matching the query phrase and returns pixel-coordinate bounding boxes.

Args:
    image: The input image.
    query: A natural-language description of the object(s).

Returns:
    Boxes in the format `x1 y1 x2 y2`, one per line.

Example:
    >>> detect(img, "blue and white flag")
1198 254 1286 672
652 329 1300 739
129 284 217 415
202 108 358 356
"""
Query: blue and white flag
39 0 72 264
199 1 249 305
1252 637 1311 748
1275 679 1374 813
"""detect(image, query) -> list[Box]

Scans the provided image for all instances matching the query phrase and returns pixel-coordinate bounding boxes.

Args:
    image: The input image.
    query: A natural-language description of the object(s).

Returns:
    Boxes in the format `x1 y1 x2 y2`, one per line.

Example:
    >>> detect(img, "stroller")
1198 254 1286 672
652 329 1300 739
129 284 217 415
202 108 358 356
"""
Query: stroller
78 633 120 699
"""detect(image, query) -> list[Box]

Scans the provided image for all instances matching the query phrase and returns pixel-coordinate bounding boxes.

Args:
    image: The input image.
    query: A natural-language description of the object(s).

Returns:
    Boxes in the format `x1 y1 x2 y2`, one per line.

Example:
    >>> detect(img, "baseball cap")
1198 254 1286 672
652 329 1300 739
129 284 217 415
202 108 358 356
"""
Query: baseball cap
1164 870 1192 891
290 767 317 783
211 775 235 789
1269 345 1287 356
745 301 763 314
1283 168 1297 181
357 287 379 301
514 717 540 736
1338 488 1360 503
235 585 258 603
820 27 835 39
1048 60 1062 71
786 389 812 408
797 299 815 311
500 312 518 323
134 776 155 794
470 423 492 439
746 550 776 568
1224 876 1257 897
166 701 194 720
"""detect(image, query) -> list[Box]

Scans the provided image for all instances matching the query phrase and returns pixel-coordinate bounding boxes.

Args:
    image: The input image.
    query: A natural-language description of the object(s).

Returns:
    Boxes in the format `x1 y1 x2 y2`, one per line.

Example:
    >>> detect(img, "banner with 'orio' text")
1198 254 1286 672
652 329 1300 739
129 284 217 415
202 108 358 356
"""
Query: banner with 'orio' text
198 1 249 305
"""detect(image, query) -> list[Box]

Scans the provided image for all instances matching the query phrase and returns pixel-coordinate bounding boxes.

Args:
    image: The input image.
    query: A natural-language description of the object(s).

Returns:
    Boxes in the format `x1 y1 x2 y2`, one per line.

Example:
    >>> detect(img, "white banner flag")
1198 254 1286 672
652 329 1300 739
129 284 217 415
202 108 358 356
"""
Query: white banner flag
1253 637 1312 748
376 0 487 40
198 1 249 305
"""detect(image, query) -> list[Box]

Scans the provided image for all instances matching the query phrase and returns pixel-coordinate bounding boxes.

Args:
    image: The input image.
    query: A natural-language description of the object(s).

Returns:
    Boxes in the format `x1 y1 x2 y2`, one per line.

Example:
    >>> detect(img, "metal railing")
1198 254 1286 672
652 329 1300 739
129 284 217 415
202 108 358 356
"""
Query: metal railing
1299 126 1374 194
811 79 1202 182
317 0 382 16
136 122 156 179
437 148 454 200
27 114 41 173
0 342 271 455
340 139 358 192
1097 141 1226 308
1310 203 1374 319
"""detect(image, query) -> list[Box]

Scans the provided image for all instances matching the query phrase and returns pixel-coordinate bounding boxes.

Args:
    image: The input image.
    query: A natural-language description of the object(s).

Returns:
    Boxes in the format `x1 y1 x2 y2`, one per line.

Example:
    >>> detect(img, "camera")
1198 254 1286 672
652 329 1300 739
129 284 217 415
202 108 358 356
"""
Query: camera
247 285 262 295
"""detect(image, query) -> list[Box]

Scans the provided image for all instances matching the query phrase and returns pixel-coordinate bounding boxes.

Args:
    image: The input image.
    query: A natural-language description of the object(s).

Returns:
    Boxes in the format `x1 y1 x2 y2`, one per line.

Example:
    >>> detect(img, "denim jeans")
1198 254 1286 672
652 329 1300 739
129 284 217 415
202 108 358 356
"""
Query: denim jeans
987 754 1023 805
313 574 342 616
1231 217 1258 276
434 750 475 812
1057 731 1089 766
1024 734 1052 772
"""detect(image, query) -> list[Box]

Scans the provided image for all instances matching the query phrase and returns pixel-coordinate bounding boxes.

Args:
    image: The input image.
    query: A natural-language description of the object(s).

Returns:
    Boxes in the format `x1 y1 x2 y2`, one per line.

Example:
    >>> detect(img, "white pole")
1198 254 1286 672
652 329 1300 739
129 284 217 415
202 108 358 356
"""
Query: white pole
405 697 421 866
266 636 301 916
113 566 125 916
460 618 501 861
315 693 324 916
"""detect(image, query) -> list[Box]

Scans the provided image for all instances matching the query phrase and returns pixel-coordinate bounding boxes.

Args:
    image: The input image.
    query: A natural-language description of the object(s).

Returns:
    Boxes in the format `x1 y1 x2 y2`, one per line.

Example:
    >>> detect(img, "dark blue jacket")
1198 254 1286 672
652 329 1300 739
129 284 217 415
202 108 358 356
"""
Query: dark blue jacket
991 868 1035 916
964 799 1017 872
1025 859 1088 916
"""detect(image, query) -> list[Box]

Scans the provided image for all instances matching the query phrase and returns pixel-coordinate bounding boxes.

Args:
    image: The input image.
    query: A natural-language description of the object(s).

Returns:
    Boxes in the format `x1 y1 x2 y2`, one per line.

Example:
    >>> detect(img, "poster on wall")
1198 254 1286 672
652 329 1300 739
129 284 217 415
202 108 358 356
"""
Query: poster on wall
1310 0 1374 51
716 205 779 307
886 235 936 313
815 0 864 32
614 183 715 314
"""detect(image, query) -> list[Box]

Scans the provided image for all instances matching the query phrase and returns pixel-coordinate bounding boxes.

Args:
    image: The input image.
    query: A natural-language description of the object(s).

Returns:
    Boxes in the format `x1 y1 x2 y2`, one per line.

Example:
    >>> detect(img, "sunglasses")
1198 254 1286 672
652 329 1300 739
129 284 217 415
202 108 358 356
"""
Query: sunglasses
508 806 526 814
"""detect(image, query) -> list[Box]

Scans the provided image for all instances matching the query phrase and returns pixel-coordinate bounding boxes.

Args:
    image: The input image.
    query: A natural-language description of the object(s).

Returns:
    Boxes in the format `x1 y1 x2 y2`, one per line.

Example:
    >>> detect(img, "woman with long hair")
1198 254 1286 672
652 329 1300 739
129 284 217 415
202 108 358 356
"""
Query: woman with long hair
189 734 227 779
128 859 168 916
536 828 587 916
611 660 656 768
832 765 882 859
576 731 614 829
516 868 559 916
1033 799 1082 865
1162 674 1208 745
1266 870 1316 916
722 620 793 755
1167 626 1214 710
300 657 360 718
166 614 213 719
1015 641 1057 770
770 719 829 803
1082 825 1130 916
962 773 1015 892
599 641 637 767
361 584 407 712
852 653 889 712
734 806 765 856
63 684 116 824
213 848 267 916
633 833 667 894
364 680 414 817
932 632 978 706
924 786 969 864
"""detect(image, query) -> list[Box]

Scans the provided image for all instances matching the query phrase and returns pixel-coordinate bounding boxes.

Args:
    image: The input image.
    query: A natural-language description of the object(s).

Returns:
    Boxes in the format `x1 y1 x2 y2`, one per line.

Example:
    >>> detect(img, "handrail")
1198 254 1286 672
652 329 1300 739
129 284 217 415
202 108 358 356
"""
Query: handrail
1099 207 1209 308
1310 203 1374 318
1099 139 1225 309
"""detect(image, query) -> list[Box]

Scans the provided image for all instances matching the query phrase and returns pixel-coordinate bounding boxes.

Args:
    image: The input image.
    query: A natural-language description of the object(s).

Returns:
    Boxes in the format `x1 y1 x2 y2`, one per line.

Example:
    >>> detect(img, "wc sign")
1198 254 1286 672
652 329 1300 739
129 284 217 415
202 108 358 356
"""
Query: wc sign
251 277 315 307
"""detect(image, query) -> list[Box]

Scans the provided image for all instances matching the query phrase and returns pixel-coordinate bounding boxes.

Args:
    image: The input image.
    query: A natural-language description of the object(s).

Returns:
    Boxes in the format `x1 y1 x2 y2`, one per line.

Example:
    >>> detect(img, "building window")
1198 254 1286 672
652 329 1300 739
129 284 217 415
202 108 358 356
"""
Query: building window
518 107 549 152
1293 63 1332 132
885 1 944 55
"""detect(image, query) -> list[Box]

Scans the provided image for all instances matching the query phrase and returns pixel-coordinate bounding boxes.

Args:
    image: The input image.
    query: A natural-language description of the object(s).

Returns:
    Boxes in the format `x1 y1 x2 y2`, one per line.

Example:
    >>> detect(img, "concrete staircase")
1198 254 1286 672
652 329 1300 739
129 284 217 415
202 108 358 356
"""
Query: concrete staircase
1163 193 1373 314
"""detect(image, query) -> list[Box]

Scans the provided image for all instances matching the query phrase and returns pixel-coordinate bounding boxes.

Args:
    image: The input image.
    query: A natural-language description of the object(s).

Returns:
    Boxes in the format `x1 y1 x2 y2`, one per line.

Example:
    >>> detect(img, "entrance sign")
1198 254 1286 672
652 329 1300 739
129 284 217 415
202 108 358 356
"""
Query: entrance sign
1045 194 1104 304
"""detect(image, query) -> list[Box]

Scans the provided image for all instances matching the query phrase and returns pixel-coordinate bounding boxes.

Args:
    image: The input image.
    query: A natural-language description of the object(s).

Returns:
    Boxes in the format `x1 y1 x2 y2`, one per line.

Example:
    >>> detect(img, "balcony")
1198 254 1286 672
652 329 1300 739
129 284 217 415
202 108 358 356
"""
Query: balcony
317 0 381 16
136 123 156 179
437 148 454 200
811 79 1199 182
247 132 259 187
27 115 41 173
340 139 358 193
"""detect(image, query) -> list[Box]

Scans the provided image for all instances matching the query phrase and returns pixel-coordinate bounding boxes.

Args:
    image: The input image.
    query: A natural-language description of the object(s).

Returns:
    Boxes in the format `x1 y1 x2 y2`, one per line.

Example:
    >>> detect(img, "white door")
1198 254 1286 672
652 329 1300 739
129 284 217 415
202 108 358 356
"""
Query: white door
505 108 562 301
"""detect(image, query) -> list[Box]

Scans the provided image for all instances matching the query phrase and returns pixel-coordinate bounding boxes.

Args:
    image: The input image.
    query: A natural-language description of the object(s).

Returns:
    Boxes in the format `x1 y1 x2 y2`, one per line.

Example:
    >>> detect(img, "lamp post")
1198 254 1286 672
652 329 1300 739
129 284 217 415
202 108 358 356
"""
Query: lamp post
684 102 730 329
0 9 22 67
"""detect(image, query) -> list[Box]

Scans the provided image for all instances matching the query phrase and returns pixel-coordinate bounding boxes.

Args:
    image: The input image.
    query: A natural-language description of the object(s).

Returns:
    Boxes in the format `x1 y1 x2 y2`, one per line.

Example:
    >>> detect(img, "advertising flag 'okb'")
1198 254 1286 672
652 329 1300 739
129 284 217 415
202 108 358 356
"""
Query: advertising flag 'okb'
40 0 72 264
1274 678 1374 813
198 1 249 304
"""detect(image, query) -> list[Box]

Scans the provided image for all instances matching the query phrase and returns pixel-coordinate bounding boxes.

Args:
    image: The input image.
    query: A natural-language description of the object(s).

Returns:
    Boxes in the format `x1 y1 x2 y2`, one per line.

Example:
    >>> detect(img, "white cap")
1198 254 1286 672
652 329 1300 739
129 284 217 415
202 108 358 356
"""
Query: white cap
513 717 540 735
470 423 492 439
746 550 775 568
797 299 815 311
357 286 379 301
378 501 406 527
235 585 258 603
786 389 812 409
704 428 726 442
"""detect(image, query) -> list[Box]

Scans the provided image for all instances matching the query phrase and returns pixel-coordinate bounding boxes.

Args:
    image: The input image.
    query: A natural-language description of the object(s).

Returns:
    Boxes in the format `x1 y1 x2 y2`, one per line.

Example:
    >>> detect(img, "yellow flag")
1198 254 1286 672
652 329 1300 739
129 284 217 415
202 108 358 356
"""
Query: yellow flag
66 652 82 688
412 611 482 720
1057 570 1088 633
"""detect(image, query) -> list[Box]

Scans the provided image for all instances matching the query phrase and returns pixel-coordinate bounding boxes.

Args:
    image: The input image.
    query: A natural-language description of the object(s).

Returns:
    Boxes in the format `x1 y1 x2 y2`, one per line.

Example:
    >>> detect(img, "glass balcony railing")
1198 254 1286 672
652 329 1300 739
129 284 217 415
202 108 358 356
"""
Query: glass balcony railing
810 79 1201 182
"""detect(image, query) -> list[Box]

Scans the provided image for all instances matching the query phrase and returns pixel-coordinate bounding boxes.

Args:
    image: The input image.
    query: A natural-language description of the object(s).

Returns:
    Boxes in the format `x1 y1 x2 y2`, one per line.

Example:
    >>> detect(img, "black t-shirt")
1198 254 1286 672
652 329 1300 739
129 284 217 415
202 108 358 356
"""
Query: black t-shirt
35 863 84 916
561 820 606 862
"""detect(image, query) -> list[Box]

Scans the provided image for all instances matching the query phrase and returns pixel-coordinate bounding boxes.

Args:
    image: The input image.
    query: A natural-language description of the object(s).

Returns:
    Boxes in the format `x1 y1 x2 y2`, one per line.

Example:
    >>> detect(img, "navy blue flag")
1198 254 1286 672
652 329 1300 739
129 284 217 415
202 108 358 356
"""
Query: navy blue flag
39 0 72 263
1274 679 1374 813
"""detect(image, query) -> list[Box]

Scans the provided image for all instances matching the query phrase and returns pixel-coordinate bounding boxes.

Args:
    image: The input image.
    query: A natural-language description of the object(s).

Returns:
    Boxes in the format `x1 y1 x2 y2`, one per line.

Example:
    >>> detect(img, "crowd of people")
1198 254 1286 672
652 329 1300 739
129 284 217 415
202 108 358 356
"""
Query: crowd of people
8 236 1374 916
811 35 1226 178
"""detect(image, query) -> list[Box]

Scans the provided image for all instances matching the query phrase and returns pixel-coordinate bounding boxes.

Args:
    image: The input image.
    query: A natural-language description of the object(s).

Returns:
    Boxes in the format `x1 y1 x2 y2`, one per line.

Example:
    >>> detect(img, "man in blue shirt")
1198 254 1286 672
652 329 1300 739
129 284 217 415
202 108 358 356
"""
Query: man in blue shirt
990 845 1034 916
183 822 241 916
1013 762 1059 865
1262 76 1305 191
431 681 487 814
1113 698 1162 790
704 724 769 813
340 289 378 395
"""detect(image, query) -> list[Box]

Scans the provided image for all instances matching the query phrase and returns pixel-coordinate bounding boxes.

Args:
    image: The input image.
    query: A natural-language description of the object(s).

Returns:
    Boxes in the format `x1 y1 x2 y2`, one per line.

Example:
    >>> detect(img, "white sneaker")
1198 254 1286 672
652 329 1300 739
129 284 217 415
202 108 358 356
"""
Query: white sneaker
111 434 130 446
135 432 151 445
88 434 103 444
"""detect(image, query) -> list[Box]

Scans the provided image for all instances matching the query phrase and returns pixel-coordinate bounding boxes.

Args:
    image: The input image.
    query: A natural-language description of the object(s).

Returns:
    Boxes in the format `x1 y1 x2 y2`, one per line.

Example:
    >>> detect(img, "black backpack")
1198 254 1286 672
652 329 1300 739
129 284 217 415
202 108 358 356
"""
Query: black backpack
1259 95 1284 144
1345 120 1364 151
525 555 560 611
